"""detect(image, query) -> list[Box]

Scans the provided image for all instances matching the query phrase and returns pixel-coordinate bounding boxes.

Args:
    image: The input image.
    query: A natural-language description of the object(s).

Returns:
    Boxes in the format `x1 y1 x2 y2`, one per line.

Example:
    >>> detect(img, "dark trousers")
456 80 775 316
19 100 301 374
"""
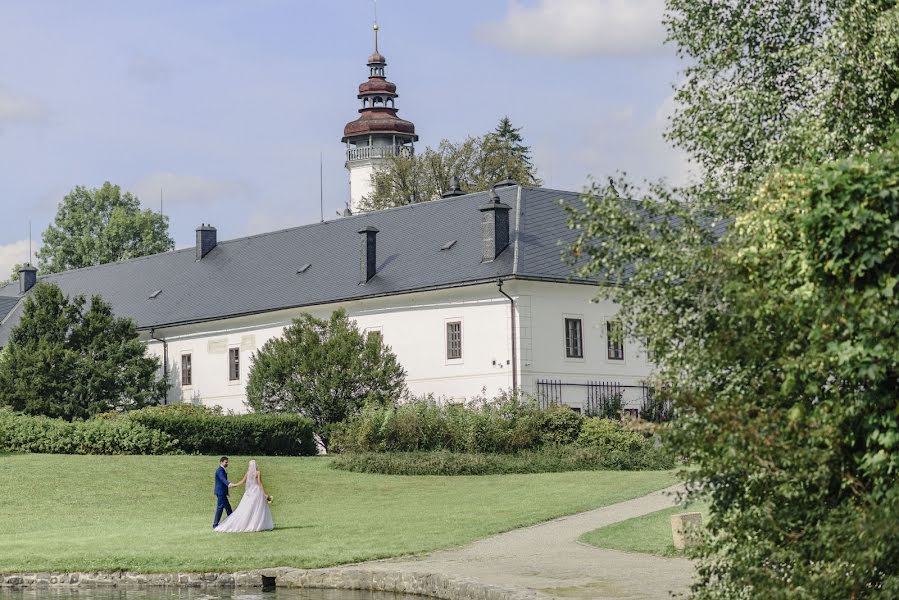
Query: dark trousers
213 494 232 528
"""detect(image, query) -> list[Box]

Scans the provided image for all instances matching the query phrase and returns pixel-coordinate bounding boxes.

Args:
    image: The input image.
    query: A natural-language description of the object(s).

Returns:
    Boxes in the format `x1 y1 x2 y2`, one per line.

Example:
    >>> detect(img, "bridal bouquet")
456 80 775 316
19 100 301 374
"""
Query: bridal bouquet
267 495 273 504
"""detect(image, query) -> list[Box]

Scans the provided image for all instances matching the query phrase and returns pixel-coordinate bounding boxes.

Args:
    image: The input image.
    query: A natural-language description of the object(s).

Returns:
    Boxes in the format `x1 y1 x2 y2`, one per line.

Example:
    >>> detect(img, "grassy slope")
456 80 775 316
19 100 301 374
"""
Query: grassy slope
580 501 709 557
0 454 677 572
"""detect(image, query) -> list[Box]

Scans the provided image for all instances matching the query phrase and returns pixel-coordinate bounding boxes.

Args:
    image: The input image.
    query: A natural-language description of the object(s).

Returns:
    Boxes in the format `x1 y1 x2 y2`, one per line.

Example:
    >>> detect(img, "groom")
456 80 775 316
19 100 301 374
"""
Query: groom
213 456 237 528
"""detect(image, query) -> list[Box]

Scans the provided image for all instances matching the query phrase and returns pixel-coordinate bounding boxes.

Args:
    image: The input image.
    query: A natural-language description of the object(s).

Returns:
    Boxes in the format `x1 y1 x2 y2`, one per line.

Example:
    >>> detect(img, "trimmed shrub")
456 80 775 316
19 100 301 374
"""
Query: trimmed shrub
119 404 317 456
578 418 652 454
331 445 674 476
538 405 584 445
0 408 178 455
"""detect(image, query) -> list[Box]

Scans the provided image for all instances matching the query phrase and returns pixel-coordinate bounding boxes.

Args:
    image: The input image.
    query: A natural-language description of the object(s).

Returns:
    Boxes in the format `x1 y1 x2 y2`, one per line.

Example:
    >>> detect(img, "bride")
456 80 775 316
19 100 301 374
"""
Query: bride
214 460 273 532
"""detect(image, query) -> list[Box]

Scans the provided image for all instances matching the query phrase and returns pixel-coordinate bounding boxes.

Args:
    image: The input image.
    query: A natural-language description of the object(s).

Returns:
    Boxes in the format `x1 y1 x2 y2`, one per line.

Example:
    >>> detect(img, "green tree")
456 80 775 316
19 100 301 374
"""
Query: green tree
0 263 22 287
666 0 899 201
38 182 174 274
246 309 406 449
361 118 541 211
564 1 899 597
0 283 167 420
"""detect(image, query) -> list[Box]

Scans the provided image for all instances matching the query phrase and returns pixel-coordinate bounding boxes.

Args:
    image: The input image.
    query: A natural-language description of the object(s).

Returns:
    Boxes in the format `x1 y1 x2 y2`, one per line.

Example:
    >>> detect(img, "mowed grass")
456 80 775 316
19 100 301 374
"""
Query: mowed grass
580 501 709 557
0 454 678 572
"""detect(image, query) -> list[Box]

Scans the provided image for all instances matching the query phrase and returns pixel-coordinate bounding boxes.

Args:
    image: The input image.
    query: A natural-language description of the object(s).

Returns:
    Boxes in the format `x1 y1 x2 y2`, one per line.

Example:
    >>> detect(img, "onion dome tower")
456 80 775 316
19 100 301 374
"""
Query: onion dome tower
342 22 418 213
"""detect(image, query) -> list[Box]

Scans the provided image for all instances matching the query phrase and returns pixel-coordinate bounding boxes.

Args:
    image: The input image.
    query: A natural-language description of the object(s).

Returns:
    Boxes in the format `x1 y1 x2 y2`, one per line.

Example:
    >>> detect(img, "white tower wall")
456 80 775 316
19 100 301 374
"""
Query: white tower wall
348 159 377 213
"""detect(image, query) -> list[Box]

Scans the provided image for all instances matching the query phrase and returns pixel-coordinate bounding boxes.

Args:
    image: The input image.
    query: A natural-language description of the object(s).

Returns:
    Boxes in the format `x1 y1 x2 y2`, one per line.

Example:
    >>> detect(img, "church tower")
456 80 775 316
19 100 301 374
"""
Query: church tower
342 23 418 213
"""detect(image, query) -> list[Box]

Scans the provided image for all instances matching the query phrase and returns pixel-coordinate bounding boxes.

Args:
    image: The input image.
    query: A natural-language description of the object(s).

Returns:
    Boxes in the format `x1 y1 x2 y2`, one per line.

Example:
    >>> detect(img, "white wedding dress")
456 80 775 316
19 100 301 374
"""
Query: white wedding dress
214 460 273 533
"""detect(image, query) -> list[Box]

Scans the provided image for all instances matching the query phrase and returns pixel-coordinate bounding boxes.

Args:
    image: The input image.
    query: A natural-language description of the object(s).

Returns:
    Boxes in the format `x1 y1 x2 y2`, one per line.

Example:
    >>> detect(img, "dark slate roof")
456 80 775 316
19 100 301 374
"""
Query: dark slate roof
0 296 20 325
0 185 593 347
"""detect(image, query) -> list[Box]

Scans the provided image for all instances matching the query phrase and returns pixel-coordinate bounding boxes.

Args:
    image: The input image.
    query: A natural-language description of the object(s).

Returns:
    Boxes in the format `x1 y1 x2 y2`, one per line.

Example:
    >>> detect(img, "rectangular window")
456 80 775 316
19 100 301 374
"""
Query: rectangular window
366 329 382 344
607 320 625 360
181 354 192 387
228 347 240 381
446 321 462 360
565 318 583 358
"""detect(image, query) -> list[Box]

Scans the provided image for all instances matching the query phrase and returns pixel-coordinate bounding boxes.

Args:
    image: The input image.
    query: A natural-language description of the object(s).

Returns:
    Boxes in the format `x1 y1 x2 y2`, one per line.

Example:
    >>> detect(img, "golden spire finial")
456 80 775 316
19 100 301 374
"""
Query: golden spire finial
373 0 379 52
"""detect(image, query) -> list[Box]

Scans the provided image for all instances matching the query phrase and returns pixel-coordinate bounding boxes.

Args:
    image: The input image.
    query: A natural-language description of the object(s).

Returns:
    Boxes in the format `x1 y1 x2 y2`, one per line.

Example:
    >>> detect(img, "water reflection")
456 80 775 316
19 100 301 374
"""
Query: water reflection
1 588 425 600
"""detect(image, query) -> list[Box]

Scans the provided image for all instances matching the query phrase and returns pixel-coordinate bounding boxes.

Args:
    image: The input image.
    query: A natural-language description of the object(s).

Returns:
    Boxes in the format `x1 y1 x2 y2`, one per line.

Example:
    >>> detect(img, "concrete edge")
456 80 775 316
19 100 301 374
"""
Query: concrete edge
0 567 550 600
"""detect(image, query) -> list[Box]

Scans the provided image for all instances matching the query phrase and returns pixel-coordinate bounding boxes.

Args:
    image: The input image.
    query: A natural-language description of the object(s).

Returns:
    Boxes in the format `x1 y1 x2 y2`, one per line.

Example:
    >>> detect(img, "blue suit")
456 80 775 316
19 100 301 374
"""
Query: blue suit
213 465 232 528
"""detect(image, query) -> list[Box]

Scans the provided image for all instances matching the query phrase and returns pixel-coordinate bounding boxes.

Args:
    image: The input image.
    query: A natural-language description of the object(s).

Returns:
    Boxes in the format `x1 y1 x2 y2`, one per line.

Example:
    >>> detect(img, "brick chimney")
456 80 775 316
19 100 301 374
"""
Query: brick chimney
18 263 37 294
358 226 379 283
479 187 511 262
196 224 217 260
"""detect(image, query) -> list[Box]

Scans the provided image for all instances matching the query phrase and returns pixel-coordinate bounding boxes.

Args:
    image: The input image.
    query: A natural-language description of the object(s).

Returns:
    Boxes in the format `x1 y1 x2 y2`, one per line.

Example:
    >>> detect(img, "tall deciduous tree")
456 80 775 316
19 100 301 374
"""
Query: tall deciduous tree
0 283 167 420
246 309 406 449
666 0 899 201
37 182 174 274
361 118 541 211
565 1 899 597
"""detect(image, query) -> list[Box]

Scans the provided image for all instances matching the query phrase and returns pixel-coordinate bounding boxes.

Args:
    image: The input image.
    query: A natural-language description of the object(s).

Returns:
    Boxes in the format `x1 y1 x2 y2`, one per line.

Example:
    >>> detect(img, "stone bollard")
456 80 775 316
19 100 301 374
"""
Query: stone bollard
670 511 703 550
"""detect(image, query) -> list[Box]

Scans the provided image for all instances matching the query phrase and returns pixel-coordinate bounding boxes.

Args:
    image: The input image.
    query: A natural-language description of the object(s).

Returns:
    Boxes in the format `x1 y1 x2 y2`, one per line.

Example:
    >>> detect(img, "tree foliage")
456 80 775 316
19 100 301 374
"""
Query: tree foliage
667 0 899 200
38 182 174 274
564 1 899 597
245 309 406 449
361 117 541 211
0 283 167 420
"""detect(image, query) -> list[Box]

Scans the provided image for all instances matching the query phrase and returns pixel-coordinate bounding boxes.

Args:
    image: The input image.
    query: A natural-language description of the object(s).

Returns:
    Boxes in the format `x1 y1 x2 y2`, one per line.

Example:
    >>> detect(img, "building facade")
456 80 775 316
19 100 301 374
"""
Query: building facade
0 25 658 416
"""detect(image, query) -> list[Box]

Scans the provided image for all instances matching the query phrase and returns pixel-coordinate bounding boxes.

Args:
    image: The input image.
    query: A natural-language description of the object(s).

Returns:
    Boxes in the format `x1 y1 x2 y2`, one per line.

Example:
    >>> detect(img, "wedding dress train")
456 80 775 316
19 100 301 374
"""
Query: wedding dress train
214 460 273 533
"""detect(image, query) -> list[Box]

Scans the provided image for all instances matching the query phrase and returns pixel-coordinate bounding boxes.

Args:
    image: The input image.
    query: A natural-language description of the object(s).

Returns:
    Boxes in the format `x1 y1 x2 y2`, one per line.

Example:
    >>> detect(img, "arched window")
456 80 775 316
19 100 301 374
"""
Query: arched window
374 96 383 106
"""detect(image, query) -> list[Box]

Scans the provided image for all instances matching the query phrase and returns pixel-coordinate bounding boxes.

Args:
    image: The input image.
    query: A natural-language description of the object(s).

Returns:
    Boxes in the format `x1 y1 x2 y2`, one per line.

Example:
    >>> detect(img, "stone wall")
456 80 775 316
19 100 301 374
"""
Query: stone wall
0 567 548 600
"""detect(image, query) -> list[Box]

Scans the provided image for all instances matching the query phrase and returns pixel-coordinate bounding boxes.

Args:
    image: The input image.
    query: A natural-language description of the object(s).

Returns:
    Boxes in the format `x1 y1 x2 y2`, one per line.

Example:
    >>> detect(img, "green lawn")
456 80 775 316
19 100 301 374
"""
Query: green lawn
580 501 709 557
0 454 678 572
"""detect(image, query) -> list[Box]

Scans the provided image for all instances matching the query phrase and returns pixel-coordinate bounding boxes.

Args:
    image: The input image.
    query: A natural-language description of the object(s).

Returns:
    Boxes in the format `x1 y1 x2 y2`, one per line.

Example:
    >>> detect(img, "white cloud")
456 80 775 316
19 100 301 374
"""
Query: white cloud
131 173 252 208
0 240 31 282
478 0 667 58
0 87 48 126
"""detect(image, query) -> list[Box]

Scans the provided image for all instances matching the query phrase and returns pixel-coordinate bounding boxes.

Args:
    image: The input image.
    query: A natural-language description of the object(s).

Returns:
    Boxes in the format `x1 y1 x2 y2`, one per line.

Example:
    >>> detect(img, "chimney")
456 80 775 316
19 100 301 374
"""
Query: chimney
441 176 465 198
358 226 379 283
18 263 37 294
196 224 217 260
479 187 512 262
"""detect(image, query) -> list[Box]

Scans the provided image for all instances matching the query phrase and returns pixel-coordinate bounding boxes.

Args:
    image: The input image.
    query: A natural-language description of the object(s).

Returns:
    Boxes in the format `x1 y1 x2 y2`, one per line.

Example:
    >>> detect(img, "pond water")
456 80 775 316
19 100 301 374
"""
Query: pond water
1 589 427 600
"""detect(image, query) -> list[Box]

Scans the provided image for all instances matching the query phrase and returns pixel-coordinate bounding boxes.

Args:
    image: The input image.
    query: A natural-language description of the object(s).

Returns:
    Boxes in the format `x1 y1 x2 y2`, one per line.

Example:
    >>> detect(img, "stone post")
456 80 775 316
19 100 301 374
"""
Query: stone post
670 511 703 550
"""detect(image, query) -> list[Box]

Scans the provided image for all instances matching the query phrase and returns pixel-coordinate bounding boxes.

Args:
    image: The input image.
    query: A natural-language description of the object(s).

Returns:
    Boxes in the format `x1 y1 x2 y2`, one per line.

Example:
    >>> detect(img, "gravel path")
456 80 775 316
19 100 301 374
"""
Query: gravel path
353 484 693 600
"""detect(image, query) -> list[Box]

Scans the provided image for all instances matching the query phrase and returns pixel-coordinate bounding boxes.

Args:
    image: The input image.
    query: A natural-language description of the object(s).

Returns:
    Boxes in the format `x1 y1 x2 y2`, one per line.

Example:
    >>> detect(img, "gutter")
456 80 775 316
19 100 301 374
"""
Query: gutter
149 328 169 404
496 278 518 394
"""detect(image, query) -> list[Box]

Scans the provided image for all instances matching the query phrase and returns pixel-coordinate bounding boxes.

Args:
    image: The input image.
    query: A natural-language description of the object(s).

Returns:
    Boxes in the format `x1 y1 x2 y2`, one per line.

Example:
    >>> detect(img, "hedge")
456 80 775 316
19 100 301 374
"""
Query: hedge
0 408 178 455
331 445 674 476
114 404 317 456
1 405 317 456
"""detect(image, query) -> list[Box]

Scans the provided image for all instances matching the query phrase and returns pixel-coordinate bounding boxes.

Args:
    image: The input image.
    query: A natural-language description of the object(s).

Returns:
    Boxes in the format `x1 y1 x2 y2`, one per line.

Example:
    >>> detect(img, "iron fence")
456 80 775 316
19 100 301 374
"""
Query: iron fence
535 379 674 422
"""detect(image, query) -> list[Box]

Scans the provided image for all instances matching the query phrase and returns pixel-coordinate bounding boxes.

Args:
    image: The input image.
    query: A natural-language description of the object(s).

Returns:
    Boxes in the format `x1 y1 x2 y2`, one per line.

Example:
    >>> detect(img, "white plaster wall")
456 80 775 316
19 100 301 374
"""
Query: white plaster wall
514 280 654 411
144 283 514 413
348 160 376 213
142 279 652 415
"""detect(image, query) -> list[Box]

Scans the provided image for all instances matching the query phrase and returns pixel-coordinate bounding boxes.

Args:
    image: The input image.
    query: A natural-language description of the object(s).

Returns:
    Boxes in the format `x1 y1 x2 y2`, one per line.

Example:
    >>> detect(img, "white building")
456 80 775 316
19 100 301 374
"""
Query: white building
0 26 657 416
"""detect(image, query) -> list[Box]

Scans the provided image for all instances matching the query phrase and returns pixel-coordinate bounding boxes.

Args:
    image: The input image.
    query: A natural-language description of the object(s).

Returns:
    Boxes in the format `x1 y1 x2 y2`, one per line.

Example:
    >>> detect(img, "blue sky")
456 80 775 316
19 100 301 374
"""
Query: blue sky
0 0 686 276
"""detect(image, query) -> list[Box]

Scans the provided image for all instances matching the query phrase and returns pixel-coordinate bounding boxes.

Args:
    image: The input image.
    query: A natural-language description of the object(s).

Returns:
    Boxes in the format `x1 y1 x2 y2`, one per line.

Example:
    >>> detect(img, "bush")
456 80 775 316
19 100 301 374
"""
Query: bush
119 404 317 456
331 445 674 476
538 405 583 445
578 418 653 454
330 393 545 454
0 408 178 455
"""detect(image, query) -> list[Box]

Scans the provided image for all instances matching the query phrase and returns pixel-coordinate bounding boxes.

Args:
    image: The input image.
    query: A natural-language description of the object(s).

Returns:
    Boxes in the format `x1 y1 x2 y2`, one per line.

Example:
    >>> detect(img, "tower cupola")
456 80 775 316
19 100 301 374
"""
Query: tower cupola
343 22 418 213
